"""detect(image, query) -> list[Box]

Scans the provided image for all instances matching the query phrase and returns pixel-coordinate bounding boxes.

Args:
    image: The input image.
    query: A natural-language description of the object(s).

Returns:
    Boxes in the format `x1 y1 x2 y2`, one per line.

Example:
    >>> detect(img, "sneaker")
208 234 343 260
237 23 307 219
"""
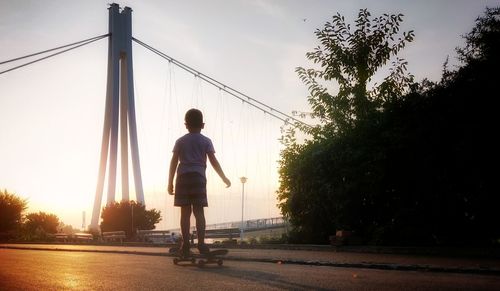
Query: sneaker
198 243 210 255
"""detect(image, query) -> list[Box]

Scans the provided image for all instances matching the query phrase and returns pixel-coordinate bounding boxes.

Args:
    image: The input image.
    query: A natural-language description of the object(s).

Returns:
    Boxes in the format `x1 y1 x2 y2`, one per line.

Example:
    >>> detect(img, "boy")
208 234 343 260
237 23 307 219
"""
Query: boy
168 108 231 256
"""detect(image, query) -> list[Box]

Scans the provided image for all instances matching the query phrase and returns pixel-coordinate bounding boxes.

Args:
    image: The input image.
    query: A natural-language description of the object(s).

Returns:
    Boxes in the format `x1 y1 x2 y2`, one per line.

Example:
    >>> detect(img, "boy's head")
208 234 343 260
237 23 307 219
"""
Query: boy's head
185 108 204 130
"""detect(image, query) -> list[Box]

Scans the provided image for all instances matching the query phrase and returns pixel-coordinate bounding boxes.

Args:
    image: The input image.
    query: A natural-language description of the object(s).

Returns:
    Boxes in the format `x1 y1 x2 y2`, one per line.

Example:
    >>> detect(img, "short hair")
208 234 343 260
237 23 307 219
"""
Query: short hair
185 108 204 128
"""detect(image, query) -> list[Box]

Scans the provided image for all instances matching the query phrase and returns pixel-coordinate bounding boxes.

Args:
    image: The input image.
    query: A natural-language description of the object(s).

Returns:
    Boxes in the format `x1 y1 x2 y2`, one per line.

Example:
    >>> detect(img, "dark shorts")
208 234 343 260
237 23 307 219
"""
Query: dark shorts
174 172 208 207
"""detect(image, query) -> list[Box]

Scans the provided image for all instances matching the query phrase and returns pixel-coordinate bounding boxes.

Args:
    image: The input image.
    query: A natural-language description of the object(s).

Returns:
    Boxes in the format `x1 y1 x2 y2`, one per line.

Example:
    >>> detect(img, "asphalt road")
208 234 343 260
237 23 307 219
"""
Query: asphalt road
1 249 500 290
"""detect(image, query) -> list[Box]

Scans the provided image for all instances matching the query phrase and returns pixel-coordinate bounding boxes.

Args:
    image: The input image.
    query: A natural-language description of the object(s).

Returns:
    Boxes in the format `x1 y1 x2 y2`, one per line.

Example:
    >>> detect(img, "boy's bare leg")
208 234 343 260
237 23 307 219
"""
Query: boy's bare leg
193 205 207 251
180 205 192 254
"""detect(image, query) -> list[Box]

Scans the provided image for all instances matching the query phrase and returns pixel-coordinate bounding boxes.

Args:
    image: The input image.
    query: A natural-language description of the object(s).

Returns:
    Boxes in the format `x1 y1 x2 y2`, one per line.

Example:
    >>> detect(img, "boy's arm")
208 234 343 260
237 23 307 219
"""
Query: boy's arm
168 152 179 195
207 152 231 187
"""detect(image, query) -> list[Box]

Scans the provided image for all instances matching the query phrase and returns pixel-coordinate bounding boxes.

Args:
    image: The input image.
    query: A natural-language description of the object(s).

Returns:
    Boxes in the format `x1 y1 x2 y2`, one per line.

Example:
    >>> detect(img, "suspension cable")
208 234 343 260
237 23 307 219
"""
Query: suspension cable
132 37 312 129
0 34 110 75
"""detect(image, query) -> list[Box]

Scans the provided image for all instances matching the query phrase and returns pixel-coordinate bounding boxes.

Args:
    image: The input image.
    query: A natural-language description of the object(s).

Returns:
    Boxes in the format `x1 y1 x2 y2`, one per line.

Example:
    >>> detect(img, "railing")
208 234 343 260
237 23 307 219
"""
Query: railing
243 217 286 231
102 231 126 243
205 217 286 231
73 232 93 242
54 233 70 242
192 228 240 239
54 232 93 242
137 229 174 243
168 217 287 235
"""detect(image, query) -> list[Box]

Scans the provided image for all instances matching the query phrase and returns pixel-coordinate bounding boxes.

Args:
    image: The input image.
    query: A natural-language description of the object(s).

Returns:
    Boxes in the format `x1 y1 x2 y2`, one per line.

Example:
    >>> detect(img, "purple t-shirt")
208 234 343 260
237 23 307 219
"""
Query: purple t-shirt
173 133 215 177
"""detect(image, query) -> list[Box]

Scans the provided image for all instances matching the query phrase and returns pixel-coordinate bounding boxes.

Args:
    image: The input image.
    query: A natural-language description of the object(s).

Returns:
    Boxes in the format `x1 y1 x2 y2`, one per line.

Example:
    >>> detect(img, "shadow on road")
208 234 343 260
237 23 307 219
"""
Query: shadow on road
191 265 332 291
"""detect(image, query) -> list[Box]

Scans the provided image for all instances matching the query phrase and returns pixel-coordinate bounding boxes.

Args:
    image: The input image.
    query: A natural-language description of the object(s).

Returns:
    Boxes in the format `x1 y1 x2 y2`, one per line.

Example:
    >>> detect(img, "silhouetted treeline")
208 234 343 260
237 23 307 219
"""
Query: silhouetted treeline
279 7 499 245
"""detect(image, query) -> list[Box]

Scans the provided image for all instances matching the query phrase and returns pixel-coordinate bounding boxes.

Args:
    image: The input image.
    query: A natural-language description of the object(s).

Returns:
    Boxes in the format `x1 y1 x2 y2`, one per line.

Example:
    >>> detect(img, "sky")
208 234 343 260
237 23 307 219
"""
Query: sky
1 0 498 231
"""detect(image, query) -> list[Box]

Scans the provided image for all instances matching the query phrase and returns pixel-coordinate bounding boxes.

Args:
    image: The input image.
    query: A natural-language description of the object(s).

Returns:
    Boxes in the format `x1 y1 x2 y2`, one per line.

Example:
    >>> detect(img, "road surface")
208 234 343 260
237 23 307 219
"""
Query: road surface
1 248 499 290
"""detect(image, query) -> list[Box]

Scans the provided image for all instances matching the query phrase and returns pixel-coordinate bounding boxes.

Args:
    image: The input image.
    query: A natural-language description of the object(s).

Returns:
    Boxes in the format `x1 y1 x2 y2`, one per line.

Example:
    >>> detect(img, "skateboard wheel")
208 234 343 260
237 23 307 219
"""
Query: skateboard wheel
173 258 179 265
198 260 206 267
217 259 223 266
191 258 196 264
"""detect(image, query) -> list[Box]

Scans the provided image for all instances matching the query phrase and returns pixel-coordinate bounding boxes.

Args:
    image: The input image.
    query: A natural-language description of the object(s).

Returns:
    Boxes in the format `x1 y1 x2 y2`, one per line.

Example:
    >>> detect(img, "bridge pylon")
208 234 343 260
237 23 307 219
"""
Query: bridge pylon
90 4 144 231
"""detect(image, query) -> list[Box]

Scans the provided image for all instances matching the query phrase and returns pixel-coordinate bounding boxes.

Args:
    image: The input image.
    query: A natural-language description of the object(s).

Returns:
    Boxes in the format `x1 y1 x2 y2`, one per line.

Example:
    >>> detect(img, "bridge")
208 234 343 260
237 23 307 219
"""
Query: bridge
167 217 288 240
0 3 307 232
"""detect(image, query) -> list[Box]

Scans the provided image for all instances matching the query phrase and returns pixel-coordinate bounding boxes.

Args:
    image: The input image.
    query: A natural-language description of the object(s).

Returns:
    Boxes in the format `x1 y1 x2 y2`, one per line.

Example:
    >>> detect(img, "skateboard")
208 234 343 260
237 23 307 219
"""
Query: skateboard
170 247 228 267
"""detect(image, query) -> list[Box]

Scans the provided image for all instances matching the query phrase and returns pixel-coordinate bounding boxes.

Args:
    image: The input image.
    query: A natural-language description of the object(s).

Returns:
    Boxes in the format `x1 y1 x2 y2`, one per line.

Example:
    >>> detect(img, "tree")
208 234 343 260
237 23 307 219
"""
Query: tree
58 222 78 234
278 9 415 243
100 200 161 238
295 8 414 136
24 211 60 233
279 7 500 245
0 189 28 239
423 6 500 244
372 5 500 243
23 211 60 241
456 7 499 64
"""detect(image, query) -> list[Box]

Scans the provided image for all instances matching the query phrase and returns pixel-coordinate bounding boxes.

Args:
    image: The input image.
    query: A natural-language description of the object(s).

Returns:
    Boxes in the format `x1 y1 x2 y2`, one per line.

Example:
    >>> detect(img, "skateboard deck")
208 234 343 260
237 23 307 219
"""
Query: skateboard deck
171 248 228 267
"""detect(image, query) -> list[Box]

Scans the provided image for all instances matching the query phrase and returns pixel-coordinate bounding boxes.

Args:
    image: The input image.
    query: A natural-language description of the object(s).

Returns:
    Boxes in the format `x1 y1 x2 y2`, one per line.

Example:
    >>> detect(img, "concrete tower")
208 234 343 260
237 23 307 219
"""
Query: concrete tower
90 4 144 230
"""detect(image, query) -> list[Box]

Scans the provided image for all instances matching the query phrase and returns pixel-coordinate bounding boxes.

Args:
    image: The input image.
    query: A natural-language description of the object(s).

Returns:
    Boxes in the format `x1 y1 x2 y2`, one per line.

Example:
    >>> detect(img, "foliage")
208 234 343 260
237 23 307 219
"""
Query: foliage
100 200 161 238
23 211 60 241
279 9 415 244
295 8 414 137
58 222 78 234
0 189 28 239
24 211 60 233
456 7 500 64
278 7 500 245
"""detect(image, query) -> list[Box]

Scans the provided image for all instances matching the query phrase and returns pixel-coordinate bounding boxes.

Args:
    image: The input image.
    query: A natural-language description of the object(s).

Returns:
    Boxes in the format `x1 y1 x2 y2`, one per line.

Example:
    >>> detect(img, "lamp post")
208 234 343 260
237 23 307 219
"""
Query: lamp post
239 176 247 242
131 202 134 237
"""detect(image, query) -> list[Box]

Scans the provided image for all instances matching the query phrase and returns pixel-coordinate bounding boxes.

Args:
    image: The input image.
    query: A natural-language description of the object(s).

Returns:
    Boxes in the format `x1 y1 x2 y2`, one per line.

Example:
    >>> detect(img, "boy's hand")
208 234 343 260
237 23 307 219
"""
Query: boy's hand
168 184 174 195
223 177 231 188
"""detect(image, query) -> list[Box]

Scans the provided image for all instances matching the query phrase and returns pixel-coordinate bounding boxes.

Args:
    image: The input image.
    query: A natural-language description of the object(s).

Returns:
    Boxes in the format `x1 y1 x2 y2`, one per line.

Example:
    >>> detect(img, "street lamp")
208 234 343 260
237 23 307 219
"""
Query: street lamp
131 202 134 236
239 176 247 242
